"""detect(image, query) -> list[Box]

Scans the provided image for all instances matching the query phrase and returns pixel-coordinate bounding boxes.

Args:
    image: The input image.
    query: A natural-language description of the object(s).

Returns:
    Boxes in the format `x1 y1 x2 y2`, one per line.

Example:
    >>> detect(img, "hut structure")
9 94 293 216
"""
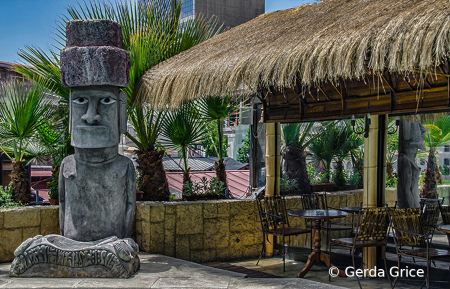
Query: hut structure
139 0 450 271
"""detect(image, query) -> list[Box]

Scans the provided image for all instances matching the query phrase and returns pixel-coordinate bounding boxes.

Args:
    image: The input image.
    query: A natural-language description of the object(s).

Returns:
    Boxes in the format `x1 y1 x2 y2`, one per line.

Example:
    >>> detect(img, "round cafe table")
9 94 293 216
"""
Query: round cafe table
288 209 348 278
438 225 450 234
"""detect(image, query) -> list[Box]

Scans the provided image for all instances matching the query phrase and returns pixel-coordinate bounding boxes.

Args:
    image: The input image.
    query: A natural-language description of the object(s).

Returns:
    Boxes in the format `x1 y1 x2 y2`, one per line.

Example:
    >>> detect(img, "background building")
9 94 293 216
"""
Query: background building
178 0 265 28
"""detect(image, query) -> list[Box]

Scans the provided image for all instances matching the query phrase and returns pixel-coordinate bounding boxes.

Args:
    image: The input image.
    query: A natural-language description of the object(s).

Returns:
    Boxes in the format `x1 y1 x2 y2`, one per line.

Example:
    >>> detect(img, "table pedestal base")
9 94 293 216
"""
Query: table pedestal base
298 219 345 278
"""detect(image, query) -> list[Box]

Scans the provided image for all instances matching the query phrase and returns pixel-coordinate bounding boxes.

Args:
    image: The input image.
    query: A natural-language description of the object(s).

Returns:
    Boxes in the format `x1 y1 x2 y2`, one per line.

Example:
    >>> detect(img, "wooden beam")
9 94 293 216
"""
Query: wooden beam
317 85 331 101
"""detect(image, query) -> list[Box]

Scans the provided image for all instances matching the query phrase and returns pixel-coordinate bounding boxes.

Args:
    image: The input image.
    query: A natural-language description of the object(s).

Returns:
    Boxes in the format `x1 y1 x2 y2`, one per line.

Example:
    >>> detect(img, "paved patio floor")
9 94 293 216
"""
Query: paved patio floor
0 253 344 289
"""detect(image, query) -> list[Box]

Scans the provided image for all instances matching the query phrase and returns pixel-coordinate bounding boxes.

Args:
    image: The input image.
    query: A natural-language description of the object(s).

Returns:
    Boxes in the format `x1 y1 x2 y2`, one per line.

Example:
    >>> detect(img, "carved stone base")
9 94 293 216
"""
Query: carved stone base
10 235 140 278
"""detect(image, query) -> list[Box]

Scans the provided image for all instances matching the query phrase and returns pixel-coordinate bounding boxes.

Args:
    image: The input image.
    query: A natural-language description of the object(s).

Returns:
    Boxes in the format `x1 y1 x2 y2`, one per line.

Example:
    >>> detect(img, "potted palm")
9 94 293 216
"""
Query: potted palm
0 81 54 204
161 102 207 191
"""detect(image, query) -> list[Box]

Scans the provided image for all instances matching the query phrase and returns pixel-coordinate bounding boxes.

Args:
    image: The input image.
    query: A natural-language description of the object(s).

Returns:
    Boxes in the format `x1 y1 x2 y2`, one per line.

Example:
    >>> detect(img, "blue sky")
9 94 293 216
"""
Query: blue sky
0 0 316 64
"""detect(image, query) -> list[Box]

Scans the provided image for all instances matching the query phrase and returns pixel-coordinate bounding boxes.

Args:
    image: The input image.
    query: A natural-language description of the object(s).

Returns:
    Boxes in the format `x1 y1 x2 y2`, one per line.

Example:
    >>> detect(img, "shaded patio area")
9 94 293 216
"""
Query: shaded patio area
0 253 344 289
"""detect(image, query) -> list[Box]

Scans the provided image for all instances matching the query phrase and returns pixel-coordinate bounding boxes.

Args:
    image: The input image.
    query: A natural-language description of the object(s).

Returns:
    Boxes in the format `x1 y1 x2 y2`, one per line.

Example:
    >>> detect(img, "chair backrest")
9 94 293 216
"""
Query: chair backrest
439 204 450 225
389 208 425 247
356 207 390 242
300 193 327 210
420 202 441 235
256 194 289 232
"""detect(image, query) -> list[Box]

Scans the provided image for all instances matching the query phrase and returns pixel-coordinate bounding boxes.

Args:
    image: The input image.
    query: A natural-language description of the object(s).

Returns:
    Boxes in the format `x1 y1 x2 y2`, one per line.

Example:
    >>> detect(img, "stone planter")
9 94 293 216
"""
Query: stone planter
182 194 220 201
49 199 59 205
310 183 335 192
336 185 347 191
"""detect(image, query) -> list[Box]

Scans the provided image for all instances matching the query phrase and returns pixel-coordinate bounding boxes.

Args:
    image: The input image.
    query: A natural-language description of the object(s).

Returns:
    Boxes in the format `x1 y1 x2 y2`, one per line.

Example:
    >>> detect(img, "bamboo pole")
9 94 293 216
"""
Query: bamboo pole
264 122 281 256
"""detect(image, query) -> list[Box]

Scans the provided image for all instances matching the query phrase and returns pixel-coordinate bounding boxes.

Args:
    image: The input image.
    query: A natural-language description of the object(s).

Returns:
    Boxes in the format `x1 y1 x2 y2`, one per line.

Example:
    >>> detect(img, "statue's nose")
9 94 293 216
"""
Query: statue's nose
81 101 102 124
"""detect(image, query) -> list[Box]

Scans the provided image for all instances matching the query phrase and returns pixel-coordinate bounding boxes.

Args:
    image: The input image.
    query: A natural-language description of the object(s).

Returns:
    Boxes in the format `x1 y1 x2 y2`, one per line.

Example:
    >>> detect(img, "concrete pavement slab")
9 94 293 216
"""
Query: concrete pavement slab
0 253 346 289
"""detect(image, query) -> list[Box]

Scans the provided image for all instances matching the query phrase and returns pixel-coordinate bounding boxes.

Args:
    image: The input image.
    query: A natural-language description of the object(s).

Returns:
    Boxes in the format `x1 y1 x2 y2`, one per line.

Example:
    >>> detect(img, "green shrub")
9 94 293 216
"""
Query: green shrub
346 170 360 186
183 177 226 196
0 184 22 209
280 174 299 193
386 173 397 188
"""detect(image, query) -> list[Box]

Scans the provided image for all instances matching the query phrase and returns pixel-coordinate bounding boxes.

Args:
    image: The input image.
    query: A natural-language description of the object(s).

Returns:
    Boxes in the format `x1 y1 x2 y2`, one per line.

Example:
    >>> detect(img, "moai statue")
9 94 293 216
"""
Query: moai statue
59 20 135 241
10 20 139 278
397 116 426 209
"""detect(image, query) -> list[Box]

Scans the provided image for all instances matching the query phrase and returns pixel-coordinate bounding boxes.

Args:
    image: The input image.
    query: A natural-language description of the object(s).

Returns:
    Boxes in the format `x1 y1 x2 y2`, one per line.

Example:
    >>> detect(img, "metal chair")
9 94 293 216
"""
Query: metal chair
256 193 311 272
300 193 353 251
389 208 450 289
329 206 391 289
439 203 450 245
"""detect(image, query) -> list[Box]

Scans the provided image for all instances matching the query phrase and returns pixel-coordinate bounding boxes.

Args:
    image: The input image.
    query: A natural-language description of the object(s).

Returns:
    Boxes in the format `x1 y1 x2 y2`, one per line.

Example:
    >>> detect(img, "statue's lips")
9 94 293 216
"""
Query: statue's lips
75 125 108 131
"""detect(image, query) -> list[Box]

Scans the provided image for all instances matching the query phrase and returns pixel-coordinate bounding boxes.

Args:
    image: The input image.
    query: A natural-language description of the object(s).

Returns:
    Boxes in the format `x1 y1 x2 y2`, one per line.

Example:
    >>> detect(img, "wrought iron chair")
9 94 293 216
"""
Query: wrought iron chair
300 193 353 251
329 206 391 289
256 193 311 272
439 203 450 245
389 208 450 289
419 198 443 239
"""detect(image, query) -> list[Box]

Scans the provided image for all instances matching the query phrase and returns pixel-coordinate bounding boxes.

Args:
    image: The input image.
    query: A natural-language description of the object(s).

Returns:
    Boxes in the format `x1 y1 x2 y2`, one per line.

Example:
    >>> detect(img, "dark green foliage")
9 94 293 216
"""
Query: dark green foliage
200 121 229 157
237 129 250 163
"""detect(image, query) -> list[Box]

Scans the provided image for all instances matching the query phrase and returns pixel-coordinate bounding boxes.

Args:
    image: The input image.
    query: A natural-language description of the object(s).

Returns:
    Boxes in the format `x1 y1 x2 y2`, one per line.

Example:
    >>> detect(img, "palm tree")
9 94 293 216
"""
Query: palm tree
421 115 450 198
160 103 206 190
308 121 347 183
16 0 221 201
197 96 239 189
281 122 322 194
0 81 54 203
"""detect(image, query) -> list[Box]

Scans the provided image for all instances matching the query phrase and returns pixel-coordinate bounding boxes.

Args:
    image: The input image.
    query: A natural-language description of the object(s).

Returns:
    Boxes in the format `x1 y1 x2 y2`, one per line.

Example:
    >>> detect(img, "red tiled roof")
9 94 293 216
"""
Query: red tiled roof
166 170 249 198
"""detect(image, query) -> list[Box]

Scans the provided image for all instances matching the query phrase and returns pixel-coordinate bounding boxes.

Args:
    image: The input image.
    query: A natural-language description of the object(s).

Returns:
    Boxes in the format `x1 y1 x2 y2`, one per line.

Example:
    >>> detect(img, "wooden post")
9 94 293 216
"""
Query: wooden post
363 115 387 269
264 122 281 256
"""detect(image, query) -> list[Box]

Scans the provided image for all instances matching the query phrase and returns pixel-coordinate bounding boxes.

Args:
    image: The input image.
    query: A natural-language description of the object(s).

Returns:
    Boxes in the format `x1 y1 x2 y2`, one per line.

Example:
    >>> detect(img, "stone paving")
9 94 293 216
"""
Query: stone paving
0 253 344 289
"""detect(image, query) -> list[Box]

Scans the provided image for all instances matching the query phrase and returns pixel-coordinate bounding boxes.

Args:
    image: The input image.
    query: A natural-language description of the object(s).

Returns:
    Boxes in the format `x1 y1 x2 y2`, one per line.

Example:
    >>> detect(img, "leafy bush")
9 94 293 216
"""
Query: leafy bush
183 177 226 196
346 170 360 186
307 165 330 184
386 173 397 188
280 175 299 193
440 164 450 176
0 184 22 209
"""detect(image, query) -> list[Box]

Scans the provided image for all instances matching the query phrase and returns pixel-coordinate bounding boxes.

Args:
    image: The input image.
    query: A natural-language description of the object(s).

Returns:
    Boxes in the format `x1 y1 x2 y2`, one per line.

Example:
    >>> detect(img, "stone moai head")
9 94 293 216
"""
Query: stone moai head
401 116 427 150
60 20 129 149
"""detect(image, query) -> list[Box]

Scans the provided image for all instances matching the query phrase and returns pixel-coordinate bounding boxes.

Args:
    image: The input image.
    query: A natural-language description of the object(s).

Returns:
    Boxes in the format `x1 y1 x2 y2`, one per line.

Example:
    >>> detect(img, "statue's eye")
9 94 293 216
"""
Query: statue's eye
73 97 88 105
100 97 116 105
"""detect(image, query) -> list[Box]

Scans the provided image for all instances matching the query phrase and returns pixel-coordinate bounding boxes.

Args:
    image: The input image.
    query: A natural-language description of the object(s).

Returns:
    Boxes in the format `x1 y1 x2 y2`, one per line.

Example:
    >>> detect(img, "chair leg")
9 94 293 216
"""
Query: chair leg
426 259 431 289
352 248 362 289
282 235 286 272
392 255 401 289
328 241 333 282
383 247 392 288
256 233 265 266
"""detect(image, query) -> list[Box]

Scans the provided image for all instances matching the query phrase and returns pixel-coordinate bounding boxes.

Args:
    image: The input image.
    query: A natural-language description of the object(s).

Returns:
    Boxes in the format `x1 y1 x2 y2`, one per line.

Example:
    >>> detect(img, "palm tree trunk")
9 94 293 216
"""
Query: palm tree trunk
285 147 311 194
421 148 438 199
136 149 170 201
214 159 227 196
181 146 191 194
11 159 31 204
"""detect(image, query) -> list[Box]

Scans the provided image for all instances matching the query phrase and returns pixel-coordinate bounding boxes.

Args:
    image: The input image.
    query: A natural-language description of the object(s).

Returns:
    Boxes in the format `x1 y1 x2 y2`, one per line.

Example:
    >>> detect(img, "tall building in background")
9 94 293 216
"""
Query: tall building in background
178 0 265 28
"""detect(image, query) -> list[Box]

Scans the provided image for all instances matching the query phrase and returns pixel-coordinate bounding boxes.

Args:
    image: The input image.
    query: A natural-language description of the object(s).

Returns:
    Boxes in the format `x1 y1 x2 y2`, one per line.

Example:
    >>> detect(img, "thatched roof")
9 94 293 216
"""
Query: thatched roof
140 0 450 109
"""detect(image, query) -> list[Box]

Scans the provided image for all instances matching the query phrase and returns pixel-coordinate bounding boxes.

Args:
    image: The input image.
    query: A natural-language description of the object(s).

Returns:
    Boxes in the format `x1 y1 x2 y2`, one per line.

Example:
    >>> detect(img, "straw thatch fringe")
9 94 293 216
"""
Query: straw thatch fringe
139 0 450 110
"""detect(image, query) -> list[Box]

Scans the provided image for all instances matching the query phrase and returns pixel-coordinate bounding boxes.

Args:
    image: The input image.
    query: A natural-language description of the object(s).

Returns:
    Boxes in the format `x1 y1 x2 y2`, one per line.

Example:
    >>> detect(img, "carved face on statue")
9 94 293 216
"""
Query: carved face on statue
70 86 127 148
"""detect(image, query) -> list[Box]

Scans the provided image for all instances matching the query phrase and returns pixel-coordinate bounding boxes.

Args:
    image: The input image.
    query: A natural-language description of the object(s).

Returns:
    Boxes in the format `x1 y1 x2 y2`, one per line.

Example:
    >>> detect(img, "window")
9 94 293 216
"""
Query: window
445 145 450 152
444 158 450 166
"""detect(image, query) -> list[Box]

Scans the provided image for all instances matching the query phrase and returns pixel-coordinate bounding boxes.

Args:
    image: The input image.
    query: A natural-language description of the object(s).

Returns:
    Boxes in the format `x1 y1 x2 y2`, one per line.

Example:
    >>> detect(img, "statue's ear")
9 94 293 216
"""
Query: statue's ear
403 118 412 140
119 91 127 134
69 90 72 135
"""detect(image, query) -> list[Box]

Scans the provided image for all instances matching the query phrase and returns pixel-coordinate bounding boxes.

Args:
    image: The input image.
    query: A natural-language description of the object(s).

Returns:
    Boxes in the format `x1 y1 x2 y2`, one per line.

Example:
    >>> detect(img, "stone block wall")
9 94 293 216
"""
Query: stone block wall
0 206 59 262
134 190 364 263
135 199 261 263
0 190 364 264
